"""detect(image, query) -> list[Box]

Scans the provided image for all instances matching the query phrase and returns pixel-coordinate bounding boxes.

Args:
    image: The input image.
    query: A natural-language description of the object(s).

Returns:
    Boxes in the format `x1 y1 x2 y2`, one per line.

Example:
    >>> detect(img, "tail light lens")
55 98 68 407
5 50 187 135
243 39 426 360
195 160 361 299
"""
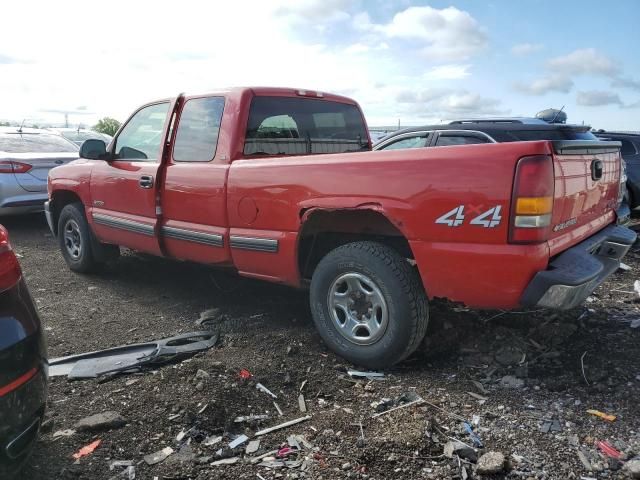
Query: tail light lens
509 155 555 244
0 367 38 397
0 225 22 291
0 161 32 174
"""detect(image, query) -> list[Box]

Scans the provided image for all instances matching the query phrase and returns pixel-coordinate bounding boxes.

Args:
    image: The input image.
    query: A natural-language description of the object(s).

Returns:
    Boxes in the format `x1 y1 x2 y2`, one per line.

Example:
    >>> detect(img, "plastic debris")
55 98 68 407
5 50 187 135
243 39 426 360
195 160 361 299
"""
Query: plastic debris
277 446 296 458
72 439 101 460
256 382 277 399
203 435 223 446
144 446 174 465
464 422 484 448
238 369 252 379
229 434 249 449
586 409 616 422
255 416 312 436
347 370 385 380
109 460 134 471
596 440 622 459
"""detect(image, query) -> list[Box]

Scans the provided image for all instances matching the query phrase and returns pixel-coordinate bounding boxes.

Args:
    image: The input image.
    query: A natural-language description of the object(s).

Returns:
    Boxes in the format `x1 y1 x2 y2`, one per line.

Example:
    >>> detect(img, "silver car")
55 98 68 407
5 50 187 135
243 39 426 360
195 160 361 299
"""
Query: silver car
0 127 79 215
49 128 113 147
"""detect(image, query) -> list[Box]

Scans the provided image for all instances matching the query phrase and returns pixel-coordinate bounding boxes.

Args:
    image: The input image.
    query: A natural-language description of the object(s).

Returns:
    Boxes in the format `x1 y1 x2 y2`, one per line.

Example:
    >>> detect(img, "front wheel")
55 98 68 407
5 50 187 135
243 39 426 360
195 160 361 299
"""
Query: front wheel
58 203 101 272
309 241 428 369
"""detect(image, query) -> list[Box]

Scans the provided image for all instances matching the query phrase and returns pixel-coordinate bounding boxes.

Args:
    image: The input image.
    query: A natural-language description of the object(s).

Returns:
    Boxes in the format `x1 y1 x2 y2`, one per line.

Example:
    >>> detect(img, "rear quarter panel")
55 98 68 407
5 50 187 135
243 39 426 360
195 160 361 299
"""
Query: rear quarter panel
227 141 554 307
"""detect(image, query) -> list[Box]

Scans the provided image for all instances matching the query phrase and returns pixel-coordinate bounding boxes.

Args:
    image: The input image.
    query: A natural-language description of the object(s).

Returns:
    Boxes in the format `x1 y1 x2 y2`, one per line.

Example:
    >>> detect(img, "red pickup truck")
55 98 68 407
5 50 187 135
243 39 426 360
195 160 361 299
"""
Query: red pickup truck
46 87 636 368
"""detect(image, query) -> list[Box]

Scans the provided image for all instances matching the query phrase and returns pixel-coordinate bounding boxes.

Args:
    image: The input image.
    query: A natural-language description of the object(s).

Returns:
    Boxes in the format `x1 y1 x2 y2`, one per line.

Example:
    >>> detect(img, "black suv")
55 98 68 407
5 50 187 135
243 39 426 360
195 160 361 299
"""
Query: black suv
373 117 629 221
594 130 640 209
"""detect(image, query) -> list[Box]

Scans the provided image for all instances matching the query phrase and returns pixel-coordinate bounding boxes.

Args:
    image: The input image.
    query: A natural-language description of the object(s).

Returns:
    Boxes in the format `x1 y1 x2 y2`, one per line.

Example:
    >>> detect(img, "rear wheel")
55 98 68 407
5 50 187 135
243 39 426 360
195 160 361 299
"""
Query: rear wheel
310 241 428 369
58 203 115 272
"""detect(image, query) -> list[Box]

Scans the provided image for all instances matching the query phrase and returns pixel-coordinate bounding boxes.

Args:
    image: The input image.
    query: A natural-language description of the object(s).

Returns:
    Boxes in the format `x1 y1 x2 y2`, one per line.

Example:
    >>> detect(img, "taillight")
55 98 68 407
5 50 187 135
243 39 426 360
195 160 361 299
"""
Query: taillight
0 225 22 291
509 155 555 244
0 161 32 174
0 367 38 397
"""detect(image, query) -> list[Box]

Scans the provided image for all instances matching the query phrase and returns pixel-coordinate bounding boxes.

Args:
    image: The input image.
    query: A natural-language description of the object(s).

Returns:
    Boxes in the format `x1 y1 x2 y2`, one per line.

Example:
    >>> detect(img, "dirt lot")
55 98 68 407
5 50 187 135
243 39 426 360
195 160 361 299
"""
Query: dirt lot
5 214 640 479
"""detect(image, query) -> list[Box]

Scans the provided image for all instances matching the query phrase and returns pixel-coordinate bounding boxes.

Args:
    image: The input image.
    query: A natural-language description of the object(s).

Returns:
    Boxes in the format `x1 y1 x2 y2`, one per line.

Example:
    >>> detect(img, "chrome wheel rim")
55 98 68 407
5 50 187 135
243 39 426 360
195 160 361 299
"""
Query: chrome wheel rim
327 272 388 345
63 219 82 260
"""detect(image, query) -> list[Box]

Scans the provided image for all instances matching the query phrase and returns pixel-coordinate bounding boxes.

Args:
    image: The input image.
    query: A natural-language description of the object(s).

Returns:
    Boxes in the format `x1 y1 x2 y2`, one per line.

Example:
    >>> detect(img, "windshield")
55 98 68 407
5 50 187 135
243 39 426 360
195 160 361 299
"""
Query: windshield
244 96 369 156
0 133 79 153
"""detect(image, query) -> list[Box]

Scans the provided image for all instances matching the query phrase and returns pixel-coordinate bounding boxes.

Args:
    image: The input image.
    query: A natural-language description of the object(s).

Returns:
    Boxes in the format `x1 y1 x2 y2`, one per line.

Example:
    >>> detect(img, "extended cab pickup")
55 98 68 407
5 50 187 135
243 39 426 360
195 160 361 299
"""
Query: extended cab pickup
46 87 636 368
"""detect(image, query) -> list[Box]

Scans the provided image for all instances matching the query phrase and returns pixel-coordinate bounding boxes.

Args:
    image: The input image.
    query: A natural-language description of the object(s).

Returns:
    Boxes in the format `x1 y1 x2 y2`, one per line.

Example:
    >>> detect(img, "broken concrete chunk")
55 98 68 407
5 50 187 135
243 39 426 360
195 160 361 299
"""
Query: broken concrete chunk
203 435 223 446
624 459 640 479
476 451 506 474
53 429 75 438
75 411 126 432
144 446 174 465
298 394 307 413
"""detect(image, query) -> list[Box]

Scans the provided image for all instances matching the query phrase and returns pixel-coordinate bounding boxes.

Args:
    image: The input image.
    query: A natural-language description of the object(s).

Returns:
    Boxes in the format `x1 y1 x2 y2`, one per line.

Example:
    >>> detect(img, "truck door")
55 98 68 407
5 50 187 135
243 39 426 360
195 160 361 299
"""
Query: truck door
89 100 177 255
159 95 232 264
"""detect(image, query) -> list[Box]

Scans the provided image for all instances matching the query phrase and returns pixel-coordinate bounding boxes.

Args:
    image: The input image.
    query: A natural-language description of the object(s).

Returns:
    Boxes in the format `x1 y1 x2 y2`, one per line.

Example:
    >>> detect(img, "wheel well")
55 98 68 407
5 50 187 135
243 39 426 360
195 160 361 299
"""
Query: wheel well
298 209 413 280
51 190 83 235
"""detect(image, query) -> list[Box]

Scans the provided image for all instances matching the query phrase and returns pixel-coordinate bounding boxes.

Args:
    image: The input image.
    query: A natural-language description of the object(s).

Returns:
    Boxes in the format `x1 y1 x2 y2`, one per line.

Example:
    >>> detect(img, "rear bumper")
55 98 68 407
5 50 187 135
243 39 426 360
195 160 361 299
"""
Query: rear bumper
521 224 637 310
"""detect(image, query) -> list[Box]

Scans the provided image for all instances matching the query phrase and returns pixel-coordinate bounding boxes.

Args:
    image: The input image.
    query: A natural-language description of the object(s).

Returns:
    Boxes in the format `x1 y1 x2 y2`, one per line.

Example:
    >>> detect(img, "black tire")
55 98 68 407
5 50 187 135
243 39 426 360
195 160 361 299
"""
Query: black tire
309 241 428 369
57 203 101 272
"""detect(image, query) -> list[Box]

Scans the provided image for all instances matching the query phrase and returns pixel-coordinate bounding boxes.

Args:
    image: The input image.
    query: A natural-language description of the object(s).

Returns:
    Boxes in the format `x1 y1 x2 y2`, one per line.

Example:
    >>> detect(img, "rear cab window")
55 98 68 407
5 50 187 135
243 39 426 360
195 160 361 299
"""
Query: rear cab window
244 97 368 156
434 135 489 146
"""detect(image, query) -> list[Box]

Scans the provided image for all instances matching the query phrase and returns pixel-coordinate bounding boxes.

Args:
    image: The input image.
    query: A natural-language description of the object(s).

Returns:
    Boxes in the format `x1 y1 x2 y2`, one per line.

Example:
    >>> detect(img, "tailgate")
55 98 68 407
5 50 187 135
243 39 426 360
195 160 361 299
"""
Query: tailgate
5 152 78 192
548 140 622 255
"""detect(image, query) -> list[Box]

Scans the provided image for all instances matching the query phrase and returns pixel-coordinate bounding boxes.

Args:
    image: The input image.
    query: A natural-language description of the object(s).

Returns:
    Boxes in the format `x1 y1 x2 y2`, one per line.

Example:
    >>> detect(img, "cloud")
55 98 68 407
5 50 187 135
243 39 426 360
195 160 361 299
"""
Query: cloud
612 76 640 92
395 88 505 118
423 64 471 80
576 90 622 106
370 6 488 60
547 48 619 77
0 53 22 64
515 75 574 95
511 43 543 56
274 0 353 23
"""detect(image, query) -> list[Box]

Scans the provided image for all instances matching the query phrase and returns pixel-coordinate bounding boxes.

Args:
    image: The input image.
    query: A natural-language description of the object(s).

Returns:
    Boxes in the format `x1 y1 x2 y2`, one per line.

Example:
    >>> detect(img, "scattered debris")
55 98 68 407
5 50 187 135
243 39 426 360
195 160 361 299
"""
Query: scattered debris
249 450 280 464
619 262 632 271
246 439 261 454
596 440 622 459
347 370 385 380
298 393 307 413
49 331 218 379
109 460 134 470
72 439 101 460
443 440 477 462
203 435 223 446
577 449 593 471
273 402 283 416
53 429 75 439
476 451 506 475
499 375 525 389
464 422 484 448
239 369 252 379
371 392 424 418
586 409 616 422
255 416 312 436
144 446 174 465
229 434 249 449
211 457 239 466
75 411 127 432
466 391 488 402
624 459 640 479
540 419 563 433
634 280 640 297
256 382 277 399
234 414 269 423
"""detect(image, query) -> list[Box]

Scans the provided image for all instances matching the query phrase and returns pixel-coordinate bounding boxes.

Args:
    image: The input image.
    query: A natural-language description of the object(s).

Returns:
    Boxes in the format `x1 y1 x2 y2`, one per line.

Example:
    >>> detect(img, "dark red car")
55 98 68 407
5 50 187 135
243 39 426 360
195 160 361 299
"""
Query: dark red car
0 225 47 478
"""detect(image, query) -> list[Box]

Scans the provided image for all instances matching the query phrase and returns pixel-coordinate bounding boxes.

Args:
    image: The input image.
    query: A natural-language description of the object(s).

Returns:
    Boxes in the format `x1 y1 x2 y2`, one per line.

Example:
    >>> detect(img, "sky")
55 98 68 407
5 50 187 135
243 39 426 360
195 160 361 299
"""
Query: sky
0 0 638 129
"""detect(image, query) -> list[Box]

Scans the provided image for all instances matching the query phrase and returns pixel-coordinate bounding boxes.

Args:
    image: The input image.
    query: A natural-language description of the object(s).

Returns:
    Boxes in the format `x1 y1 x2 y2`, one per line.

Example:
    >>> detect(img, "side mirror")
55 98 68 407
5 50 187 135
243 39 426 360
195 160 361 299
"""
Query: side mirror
79 139 107 160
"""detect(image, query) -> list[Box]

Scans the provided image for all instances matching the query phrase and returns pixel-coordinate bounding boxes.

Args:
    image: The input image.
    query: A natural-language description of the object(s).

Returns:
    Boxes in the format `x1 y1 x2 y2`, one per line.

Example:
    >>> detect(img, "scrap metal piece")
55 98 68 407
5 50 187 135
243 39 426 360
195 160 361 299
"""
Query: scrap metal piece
255 416 312 437
48 331 218 379
347 370 385 380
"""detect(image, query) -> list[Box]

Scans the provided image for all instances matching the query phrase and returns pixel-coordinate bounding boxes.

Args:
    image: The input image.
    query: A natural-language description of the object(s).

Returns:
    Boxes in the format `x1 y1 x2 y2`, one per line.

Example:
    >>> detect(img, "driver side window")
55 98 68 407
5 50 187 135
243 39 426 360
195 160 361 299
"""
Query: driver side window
114 102 170 161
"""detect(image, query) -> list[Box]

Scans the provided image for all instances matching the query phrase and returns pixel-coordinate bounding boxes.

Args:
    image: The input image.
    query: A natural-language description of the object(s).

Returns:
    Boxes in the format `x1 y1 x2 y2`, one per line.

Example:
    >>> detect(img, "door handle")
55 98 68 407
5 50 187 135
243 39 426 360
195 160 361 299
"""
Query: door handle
139 175 154 189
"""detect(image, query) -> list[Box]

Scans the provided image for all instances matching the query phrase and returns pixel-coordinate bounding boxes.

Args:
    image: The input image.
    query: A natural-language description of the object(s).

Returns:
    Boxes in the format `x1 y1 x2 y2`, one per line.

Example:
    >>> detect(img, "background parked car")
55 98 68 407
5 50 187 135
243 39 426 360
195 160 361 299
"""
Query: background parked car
0 127 79 215
373 117 629 221
594 130 640 209
0 224 47 479
48 128 112 147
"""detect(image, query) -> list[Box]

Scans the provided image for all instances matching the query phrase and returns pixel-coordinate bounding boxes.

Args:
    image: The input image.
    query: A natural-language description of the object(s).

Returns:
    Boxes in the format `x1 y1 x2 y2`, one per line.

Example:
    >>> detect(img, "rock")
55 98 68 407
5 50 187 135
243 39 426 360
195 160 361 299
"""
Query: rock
75 411 126 432
625 459 640 479
144 446 174 465
246 440 260 454
476 451 505 475
500 375 525 389
195 369 210 380
444 441 477 462
195 381 204 391
495 345 524 366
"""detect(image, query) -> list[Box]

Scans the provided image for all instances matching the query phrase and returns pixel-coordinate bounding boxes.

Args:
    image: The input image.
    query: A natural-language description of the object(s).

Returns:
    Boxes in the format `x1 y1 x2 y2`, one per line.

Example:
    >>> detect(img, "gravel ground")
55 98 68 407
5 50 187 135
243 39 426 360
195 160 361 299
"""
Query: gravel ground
4 213 640 480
